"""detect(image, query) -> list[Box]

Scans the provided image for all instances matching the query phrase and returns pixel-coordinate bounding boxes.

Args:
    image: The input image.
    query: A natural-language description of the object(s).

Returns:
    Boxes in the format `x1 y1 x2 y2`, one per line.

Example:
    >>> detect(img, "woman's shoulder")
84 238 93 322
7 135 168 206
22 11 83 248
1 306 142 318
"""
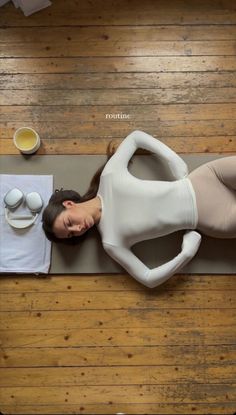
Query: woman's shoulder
101 155 117 176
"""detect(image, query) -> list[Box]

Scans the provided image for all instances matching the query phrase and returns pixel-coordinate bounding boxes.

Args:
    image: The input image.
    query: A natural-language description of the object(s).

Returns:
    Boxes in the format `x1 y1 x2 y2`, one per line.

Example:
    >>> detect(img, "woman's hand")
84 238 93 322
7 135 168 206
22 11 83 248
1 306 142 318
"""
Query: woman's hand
181 230 202 259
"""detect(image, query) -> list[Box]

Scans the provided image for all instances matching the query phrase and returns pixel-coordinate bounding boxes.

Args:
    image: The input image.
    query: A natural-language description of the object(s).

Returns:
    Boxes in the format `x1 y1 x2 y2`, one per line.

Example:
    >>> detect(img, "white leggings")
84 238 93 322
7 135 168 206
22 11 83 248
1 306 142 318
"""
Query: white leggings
188 156 236 239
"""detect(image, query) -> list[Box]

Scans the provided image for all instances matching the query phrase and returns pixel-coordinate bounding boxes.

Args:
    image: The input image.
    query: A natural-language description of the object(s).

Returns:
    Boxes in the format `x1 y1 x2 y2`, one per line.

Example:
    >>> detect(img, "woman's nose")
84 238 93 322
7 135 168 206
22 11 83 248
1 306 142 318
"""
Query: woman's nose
76 225 83 233
69 224 83 233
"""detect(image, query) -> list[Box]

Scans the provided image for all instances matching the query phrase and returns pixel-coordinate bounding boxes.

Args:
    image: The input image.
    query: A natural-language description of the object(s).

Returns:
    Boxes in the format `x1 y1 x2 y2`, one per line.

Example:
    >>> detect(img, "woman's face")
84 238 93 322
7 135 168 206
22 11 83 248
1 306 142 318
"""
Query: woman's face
53 201 95 239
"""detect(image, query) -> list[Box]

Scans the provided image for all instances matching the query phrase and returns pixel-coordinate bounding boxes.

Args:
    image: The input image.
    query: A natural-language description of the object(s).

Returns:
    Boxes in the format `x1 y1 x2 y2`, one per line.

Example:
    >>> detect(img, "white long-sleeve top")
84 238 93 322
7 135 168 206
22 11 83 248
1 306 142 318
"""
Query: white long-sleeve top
97 130 201 288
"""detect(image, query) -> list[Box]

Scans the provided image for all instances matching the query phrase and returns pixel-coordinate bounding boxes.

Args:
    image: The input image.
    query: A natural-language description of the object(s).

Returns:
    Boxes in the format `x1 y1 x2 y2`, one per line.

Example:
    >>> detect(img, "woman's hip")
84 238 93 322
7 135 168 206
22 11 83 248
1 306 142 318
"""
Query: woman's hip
188 157 236 239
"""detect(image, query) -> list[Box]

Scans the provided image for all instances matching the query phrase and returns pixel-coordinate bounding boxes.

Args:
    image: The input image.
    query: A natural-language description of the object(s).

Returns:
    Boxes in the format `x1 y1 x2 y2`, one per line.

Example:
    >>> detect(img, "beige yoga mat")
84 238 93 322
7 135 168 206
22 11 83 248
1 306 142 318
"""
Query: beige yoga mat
1 154 236 274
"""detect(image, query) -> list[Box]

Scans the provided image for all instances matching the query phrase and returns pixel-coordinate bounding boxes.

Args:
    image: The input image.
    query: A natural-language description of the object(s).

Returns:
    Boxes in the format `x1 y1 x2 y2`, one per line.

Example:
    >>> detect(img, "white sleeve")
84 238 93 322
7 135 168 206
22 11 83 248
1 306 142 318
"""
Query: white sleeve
105 130 188 179
103 231 201 289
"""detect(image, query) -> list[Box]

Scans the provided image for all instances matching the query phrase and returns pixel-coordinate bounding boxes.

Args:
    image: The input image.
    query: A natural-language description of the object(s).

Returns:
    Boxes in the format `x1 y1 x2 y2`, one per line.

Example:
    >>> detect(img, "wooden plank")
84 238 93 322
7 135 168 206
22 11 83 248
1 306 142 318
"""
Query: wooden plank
1 344 235 368
1 326 235 348
1 289 235 312
1 56 236 73
1 88 236 106
1 384 236 405
1 136 236 154
1 364 236 386
1 25 236 44
0 403 235 415
2 72 236 89
1 120 236 136
1 104 236 120
0 274 235 292
1 0 236 26
1 132 236 155
1 309 236 330
1 38 236 57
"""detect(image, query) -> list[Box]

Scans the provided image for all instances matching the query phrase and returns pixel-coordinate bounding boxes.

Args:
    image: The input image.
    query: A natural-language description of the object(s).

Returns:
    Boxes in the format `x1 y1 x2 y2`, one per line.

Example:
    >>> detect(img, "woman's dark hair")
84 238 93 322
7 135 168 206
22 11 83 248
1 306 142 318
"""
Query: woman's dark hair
42 140 117 245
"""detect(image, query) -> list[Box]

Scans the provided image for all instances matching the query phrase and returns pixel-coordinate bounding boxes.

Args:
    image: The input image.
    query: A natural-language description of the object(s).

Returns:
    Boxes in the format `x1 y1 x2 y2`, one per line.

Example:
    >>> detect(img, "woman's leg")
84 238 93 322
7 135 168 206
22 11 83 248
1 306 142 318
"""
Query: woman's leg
188 156 236 238
208 156 236 190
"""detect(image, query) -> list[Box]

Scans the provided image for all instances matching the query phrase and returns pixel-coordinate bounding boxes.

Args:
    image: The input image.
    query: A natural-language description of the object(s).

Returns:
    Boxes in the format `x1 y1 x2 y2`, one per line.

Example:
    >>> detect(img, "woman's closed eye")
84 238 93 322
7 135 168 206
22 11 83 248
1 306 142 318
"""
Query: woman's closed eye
67 220 74 237
63 218 73 238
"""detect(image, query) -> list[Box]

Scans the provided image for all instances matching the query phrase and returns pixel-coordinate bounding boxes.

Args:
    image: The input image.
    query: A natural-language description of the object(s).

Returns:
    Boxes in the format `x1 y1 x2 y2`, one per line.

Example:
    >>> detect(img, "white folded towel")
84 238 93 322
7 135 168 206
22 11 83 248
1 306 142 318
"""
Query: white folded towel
0 174 53 274
0 0 9 6
1 0 52 16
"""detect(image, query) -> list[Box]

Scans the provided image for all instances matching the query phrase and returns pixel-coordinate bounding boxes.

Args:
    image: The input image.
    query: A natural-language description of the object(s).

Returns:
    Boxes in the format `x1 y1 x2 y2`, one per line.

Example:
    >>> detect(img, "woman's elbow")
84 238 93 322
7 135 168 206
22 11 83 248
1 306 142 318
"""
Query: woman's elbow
137 274 159 289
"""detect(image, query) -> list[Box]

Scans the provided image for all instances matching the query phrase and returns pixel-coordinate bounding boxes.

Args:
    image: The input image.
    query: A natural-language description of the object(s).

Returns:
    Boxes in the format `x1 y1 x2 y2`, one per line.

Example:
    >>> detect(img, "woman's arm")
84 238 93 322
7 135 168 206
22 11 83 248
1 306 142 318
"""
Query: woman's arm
106 130 188 179
103 231 201 289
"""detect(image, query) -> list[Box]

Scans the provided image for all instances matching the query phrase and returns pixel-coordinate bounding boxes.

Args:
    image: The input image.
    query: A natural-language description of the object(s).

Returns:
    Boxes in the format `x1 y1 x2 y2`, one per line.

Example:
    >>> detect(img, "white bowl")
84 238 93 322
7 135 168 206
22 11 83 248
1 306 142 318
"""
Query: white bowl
5 208 38 229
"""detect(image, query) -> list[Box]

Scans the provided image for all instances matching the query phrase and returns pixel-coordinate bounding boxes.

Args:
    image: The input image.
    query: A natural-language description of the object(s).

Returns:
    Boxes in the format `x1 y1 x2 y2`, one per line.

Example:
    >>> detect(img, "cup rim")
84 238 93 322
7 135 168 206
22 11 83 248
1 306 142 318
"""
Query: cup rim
13 127 40 153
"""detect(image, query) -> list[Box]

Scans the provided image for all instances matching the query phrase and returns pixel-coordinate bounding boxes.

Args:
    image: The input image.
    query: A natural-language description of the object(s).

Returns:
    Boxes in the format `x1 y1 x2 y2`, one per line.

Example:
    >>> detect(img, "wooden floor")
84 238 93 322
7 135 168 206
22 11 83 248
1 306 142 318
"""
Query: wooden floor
1 1 236 414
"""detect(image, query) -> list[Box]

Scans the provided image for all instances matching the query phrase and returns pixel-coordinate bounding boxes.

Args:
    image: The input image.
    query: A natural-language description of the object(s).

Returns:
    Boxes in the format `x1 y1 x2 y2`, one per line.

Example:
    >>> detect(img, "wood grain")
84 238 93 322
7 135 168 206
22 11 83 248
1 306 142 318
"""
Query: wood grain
1 0 236 413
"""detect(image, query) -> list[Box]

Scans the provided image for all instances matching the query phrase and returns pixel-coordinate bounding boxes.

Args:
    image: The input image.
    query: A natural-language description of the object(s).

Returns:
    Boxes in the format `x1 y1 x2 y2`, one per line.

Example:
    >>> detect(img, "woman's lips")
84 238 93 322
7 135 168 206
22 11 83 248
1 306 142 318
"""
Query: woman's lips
84 220 92 230
84 217 95 232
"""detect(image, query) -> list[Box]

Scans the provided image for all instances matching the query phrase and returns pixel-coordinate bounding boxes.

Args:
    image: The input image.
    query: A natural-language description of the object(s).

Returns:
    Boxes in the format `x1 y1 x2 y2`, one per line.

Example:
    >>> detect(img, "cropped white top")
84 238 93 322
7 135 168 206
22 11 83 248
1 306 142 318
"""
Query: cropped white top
97 130 201 288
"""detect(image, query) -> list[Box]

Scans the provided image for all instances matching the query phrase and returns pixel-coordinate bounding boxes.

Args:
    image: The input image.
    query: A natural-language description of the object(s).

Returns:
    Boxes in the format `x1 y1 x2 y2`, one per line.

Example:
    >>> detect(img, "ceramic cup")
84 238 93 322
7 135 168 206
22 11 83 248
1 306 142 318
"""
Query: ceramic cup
13 127 41 154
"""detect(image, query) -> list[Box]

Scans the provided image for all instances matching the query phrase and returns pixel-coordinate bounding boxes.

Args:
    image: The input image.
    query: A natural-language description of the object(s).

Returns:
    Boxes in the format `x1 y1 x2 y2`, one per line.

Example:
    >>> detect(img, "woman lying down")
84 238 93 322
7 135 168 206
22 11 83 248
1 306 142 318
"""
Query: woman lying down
42 130 236 288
